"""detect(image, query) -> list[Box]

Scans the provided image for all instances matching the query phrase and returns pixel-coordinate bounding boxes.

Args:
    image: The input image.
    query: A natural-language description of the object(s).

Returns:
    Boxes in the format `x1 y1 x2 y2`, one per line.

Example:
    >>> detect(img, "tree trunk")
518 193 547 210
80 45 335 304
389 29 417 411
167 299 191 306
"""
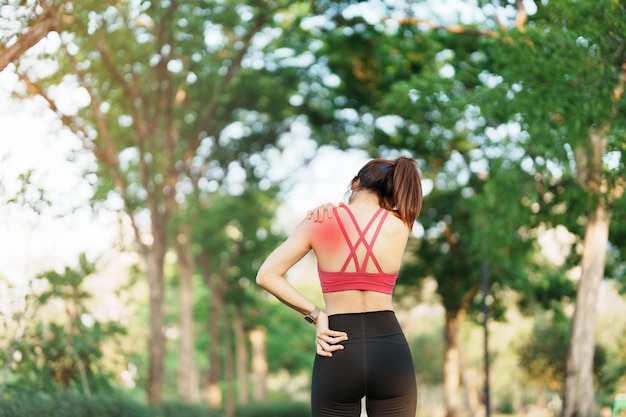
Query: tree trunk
233 309 250 405
444 310 461 417
224 314 236 417
562 202 611 417
205 286 224 409
145 247 166 404
174 226 200 403
462 368 481 417
562 116 617 417
198 253 226 410
249 327 268 402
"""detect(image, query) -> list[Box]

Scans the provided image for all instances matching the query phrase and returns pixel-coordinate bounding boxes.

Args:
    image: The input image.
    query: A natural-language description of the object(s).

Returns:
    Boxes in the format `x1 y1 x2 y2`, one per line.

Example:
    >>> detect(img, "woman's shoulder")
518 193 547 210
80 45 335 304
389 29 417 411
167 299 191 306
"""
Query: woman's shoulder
299 211 346 251
382 209 411 235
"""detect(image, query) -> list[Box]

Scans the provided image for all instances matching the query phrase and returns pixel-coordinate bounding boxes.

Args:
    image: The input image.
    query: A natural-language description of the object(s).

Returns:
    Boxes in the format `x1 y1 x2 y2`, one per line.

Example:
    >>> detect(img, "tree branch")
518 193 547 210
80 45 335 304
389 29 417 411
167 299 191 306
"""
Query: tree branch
611 60 626 103
93 41 149 140
0 1 63 71
92 12 163 230
396 17 499 39
62 45 120 171
490 1 508 32
16 68 148 249
398 0 533 37
189 11 270 160
514 0 528 31
157 0 179 215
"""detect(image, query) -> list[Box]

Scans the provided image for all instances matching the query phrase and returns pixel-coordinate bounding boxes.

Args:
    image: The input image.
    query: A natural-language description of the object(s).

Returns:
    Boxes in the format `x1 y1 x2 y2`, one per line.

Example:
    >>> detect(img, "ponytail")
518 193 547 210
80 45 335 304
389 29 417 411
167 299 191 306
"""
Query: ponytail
352 156 423 230
392 156 422 229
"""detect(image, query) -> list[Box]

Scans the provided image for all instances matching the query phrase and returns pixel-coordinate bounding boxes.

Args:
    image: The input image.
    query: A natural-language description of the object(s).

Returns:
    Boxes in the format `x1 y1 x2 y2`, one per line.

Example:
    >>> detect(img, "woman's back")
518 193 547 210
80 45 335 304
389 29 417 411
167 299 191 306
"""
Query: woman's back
311 203 410 274
309 202 411 314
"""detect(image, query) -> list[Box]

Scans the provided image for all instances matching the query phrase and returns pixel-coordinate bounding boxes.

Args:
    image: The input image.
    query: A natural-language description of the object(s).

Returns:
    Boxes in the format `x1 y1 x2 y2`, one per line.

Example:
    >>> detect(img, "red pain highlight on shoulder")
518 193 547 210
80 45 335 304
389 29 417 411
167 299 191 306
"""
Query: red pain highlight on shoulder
312 219 343 249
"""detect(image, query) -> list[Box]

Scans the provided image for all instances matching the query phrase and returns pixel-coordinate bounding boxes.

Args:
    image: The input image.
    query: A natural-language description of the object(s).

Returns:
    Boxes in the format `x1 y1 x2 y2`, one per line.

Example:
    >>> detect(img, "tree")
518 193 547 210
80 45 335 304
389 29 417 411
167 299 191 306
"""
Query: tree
517 307 623 410
9 0 314 403
182 186 285 413
477 2 626 415
0 0 67 71
399 164 534 417
302 2 626 416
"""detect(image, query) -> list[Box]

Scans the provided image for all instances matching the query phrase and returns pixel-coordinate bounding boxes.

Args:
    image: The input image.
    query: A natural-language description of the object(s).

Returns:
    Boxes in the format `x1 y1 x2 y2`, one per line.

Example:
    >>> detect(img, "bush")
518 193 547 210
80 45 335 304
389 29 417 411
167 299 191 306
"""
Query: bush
160 401 221 417
236 401 311 417
0 391 220 417
0 391 148 417
0 391 311 417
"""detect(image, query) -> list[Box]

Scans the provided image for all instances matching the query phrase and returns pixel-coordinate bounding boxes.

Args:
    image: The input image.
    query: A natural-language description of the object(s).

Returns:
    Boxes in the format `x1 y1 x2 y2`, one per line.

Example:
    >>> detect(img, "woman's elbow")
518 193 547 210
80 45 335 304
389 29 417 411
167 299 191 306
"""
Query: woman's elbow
256 270 270 289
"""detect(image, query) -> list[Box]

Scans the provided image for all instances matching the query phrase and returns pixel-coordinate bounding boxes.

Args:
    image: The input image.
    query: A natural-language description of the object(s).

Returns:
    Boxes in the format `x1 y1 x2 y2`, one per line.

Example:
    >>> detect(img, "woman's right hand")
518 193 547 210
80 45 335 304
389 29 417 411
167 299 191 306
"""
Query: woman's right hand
315 312 348 357
306 202 343 223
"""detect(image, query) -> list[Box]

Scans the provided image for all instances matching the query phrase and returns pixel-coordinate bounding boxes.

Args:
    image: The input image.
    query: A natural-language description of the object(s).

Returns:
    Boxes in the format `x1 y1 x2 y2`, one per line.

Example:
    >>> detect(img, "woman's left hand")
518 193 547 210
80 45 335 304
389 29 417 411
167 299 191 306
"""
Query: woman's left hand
314 312 348 357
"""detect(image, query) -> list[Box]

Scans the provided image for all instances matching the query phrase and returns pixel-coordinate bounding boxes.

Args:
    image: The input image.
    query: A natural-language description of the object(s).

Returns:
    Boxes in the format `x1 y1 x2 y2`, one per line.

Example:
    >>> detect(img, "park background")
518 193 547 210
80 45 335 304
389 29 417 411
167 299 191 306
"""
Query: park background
1 1 625 417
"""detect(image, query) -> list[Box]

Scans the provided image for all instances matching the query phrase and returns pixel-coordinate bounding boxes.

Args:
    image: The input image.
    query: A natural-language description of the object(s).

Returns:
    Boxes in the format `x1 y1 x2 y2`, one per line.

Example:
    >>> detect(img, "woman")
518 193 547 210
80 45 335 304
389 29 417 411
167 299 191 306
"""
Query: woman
256 156 423 417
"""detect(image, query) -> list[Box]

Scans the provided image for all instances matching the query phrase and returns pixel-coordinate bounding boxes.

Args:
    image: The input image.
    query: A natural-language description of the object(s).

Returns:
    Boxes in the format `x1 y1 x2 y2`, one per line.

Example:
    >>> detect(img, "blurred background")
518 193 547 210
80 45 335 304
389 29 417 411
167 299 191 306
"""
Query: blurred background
0 1 625 417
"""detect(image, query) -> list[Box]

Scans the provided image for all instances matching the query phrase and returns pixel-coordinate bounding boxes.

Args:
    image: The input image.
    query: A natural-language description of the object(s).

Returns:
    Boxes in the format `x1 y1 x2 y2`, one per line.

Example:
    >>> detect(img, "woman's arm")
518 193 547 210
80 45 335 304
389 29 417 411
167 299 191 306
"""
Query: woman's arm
256 219 348 356
256 219 317 315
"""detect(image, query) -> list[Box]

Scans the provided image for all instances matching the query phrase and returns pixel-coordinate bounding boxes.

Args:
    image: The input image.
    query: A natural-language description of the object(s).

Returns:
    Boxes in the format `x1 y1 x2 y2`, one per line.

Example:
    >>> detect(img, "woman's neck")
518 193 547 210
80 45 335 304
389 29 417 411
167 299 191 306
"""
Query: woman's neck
349 189 380 206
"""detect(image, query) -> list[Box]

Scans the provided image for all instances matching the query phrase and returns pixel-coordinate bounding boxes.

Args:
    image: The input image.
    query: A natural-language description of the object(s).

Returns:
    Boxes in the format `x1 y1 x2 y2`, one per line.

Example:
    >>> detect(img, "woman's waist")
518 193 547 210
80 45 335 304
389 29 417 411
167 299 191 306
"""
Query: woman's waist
323 290 393 315
326 310 404 337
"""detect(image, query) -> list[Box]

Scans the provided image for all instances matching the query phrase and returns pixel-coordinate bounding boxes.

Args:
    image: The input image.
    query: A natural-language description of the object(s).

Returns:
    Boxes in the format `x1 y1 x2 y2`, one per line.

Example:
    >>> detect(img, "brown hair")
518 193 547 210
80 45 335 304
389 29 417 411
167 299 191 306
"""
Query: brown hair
350 156 422 229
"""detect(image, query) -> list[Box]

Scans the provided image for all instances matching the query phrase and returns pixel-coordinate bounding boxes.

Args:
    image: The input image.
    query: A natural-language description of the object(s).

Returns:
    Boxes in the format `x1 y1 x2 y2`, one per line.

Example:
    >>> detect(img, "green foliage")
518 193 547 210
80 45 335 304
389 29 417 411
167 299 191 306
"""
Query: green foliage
399 163 535 319
0 391 145 417
595 326 626 407
302 0 626 331
516 264 576 314
304 2 470 159
1 254 126 395
159 400 221 417
478 0 626 179
182 187 283 303
5 0 626 406
0 390 220 417
517 309 570 392
169 184 317 381
13 0 322 399
4 169 51 215
516 307 619 400
236 401 311 417
302 2 543 323
39 0 318 211
410 332 444 385
262 301 315 373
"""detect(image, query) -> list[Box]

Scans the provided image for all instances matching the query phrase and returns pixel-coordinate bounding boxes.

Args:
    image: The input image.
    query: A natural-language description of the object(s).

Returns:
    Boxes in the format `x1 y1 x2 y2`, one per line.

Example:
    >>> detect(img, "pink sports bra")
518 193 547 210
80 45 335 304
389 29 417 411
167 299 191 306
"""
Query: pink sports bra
318 206 398 295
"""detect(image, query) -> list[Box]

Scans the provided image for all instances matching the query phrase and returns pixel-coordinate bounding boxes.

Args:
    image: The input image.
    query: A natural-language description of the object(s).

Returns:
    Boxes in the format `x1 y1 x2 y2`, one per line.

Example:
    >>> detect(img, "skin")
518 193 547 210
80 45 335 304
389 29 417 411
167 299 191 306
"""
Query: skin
256 190 411 357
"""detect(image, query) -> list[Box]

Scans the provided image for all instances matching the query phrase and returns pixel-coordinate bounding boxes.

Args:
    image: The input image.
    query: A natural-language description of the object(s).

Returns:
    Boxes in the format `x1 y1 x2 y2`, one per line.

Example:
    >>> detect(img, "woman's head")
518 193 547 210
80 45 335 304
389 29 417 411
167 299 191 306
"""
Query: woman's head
349 156 422 229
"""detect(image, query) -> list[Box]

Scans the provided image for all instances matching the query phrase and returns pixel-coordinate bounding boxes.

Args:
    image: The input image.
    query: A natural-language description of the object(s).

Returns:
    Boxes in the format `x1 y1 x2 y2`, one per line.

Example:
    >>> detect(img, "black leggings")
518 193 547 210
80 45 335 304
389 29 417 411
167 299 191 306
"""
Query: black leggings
311 310 417 417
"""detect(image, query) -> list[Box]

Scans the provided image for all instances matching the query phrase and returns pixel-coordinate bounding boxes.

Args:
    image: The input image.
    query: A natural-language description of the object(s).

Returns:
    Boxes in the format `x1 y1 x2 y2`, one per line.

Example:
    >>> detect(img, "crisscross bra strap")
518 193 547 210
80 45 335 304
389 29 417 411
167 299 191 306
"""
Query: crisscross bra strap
334 206 389 273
